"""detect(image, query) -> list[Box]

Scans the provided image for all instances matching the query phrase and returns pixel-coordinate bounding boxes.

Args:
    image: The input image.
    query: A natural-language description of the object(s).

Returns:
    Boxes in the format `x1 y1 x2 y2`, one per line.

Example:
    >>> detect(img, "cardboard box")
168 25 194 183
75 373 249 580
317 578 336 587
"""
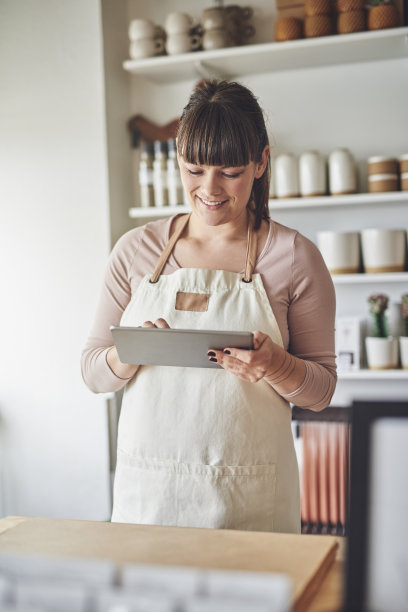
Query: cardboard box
335 316 363 372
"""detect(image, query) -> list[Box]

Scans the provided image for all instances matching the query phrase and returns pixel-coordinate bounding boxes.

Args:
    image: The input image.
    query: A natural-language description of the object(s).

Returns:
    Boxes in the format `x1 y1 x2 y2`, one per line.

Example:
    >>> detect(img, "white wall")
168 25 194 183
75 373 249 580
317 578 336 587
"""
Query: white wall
0 0 112 519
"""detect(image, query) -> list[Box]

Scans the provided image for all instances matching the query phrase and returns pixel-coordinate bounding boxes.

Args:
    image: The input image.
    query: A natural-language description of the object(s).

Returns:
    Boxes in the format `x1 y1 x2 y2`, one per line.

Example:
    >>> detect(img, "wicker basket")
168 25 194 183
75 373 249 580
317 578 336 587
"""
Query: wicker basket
304 14 333 36
368 5 400 30
336 0 365 12
337 10 366 32
275 17 304 41
305 0 332 16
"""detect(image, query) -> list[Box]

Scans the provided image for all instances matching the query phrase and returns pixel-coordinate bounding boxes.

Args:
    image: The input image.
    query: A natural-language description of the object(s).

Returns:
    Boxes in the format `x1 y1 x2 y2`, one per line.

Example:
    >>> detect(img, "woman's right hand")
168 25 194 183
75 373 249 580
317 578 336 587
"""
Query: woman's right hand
106 318 170 380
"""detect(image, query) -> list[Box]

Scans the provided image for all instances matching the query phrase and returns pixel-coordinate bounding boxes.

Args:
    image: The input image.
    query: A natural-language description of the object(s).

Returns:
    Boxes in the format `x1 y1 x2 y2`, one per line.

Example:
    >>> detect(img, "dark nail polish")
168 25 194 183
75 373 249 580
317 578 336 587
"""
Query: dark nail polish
207 351 216 357
209 357 217 363
224 349 231 355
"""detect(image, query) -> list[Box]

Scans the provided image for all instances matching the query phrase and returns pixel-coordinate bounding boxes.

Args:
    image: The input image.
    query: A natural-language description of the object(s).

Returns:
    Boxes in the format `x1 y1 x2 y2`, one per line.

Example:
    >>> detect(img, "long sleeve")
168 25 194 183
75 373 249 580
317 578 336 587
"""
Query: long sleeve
81 227 143 393
258 224 337 411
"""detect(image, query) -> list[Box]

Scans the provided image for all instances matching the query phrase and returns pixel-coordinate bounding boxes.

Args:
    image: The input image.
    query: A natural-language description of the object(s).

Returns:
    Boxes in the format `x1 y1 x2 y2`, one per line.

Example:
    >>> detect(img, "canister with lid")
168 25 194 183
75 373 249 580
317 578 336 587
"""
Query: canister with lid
275 153 299 198
399 154 408 191
299 150 326 197
368 155 399 193
328 148 357 195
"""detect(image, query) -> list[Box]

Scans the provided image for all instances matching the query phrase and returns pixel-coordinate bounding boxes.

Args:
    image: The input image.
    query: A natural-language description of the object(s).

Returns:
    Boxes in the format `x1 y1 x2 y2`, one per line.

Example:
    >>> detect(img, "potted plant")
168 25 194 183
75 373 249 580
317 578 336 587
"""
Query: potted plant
365 293 399 369
399 294 408 369
368 0 400 31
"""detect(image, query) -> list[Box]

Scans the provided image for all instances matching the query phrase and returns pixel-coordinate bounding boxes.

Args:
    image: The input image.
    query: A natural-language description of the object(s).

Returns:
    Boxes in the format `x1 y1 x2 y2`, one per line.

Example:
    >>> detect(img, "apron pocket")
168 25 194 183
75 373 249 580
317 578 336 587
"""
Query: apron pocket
112 450 276 532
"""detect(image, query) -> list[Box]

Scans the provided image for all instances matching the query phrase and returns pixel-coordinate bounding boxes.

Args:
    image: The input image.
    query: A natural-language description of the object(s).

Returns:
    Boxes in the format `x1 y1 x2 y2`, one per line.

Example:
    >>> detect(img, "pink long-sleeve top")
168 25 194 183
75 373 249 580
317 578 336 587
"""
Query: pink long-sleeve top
81 216 337 411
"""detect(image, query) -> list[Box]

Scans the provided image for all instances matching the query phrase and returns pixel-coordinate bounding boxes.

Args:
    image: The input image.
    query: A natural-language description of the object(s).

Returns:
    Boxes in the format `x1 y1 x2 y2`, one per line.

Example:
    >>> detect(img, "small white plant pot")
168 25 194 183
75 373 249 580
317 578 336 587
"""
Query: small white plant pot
365 336 399 370
399 336 408 369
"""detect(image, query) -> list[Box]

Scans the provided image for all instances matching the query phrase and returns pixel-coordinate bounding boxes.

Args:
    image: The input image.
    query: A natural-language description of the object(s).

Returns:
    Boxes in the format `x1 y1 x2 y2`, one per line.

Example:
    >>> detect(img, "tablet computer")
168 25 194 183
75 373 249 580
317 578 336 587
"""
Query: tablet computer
110 326 253 369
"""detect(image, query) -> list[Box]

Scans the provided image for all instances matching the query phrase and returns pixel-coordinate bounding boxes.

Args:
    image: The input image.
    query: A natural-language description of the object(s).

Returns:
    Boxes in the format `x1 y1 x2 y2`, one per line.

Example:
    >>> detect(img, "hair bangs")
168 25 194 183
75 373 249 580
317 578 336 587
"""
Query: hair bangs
178 103 258 168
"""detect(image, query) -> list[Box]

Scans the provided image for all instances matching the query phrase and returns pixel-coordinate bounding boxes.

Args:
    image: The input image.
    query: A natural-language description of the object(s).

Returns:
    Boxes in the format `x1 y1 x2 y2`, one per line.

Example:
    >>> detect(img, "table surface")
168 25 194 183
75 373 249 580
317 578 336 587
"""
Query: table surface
0 517 345 611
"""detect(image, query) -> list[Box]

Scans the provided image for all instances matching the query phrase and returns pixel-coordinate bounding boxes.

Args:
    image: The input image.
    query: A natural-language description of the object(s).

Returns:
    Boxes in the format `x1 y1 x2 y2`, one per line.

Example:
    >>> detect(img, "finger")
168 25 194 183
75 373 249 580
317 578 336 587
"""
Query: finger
142 320 156 327
154 318 170 328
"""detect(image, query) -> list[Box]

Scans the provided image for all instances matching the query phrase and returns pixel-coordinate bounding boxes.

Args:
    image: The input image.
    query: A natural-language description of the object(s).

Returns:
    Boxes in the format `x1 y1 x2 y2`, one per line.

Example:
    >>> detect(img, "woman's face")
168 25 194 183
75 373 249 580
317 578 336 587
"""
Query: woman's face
177 146 269 227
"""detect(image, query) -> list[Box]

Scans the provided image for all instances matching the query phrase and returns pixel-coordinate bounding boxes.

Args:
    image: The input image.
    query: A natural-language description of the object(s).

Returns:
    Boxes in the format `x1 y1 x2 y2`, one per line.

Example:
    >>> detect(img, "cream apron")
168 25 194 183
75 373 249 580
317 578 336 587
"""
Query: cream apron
111 214 300 533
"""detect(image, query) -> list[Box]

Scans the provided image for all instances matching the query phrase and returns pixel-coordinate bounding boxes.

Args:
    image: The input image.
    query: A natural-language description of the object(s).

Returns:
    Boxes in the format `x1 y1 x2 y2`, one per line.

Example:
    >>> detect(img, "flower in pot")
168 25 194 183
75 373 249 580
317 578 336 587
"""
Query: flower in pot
368 0 401 31
399 294 408 369
365 293 399 369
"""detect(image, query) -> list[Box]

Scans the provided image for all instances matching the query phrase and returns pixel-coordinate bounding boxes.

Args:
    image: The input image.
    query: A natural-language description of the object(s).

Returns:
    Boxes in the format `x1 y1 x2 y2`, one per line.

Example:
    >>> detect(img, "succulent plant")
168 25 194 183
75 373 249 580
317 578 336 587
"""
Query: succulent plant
368 293 389 338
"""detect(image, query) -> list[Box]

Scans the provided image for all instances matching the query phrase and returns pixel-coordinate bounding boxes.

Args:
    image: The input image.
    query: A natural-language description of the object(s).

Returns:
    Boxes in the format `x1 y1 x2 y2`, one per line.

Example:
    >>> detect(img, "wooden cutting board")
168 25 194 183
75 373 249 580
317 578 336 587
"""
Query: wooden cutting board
0 517 338 611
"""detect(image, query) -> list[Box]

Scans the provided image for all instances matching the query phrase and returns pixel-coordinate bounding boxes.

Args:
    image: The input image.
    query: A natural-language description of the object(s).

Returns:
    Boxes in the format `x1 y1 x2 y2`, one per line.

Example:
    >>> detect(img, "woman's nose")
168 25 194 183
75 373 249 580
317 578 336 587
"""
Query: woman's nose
202 170 222 195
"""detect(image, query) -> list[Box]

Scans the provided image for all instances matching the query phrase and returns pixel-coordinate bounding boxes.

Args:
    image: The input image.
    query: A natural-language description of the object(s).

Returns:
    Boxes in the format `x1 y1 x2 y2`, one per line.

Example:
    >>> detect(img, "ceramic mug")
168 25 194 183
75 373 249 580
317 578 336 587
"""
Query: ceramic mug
202 28 229 50
275 153 299 198
165 12 195 35
128 19 164 41
166 32 201 55
361 228 407 273
225 5 254 21
202 7 226 30
129 38 164 60
316 231 360 274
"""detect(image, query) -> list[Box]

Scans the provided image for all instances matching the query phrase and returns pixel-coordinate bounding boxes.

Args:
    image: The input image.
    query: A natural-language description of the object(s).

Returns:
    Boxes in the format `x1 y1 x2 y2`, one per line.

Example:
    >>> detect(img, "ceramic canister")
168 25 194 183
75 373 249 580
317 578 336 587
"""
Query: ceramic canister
299 151 326 197
328 148 357 195
316 230 360 274
275 153 299 198
361 228 407 273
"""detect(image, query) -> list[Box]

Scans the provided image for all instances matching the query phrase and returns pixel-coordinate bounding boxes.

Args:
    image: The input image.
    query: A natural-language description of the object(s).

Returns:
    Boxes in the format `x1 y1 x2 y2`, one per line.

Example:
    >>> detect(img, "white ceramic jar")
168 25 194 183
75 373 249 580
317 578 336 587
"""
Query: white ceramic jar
275 153 299 198
328 148 357 195
361 228 407 273
299 151 326 197
316 230 360 274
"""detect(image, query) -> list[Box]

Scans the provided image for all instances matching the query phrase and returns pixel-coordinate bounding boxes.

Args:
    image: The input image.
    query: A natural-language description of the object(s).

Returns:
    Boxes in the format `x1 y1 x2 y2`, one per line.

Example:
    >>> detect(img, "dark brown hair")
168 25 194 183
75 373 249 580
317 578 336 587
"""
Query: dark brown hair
177 80 270 230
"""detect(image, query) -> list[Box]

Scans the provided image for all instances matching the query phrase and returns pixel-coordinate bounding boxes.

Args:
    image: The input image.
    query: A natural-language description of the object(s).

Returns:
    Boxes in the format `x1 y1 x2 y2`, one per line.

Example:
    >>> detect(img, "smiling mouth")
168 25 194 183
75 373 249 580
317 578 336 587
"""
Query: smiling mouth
198 196 227 208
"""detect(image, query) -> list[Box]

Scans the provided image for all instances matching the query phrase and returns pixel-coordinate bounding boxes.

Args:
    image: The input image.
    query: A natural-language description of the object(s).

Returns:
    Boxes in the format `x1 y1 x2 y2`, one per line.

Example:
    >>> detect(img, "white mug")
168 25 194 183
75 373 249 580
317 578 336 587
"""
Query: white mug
202 28 229 50
202 7 226 30
128 19 164 41
166 33 201 55
361 228 407 273
328 148 357 195
129 38 165 60
316 231 360 274
165 12 195 35
299 151 326 197
275 153 299 198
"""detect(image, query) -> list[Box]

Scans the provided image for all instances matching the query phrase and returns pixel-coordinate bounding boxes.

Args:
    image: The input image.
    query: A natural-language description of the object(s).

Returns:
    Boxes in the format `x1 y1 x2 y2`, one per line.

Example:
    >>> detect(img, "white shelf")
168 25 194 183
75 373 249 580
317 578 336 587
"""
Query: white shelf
129 191 408 218
332 272 408 284
123 27 408 83
338 369 408 380
269 191 408 210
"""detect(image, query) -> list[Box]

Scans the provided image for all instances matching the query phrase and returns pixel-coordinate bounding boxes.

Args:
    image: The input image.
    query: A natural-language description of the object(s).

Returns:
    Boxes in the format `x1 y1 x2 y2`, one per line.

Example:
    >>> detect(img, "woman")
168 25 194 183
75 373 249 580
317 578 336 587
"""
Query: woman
82 80 336 533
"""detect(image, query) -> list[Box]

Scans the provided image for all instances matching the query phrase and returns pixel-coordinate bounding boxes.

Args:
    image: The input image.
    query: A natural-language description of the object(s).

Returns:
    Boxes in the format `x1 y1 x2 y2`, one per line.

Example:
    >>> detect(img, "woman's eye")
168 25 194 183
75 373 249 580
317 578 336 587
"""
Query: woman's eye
223 172 242 178
186 169 202 176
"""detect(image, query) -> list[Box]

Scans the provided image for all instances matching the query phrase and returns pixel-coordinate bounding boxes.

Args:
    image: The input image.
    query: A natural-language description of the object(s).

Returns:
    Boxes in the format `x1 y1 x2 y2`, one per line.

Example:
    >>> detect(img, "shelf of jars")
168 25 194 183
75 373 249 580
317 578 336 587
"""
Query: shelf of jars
337 369 408 380
123 27 408 83
129 191 408 219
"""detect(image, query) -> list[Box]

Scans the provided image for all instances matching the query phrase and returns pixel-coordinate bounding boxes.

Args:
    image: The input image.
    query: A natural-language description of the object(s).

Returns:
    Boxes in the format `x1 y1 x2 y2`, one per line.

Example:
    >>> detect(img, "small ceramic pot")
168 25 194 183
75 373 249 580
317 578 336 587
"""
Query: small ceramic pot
361 228 407 273
399 336 408 369
365 336 398 370
299 151 326 196
129 38 165 60
317 231 360 274
328 148 357 195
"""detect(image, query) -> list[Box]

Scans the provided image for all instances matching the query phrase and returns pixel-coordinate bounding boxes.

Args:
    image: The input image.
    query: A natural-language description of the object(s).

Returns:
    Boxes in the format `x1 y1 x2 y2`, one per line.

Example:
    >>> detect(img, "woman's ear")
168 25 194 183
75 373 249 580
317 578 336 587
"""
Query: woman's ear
255 145 270 179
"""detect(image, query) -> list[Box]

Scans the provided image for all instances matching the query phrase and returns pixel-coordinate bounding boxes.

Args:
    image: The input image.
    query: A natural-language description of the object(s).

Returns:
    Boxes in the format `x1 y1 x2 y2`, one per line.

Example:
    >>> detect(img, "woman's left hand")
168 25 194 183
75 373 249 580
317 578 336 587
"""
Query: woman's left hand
208 331 275 383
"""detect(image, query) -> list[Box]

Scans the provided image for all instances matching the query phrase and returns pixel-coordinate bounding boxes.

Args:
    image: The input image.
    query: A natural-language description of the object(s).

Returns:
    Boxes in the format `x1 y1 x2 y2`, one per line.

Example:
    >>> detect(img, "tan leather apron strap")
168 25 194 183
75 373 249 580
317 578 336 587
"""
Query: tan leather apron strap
150 212 258 283
243 218 258 283
150 214 191 283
